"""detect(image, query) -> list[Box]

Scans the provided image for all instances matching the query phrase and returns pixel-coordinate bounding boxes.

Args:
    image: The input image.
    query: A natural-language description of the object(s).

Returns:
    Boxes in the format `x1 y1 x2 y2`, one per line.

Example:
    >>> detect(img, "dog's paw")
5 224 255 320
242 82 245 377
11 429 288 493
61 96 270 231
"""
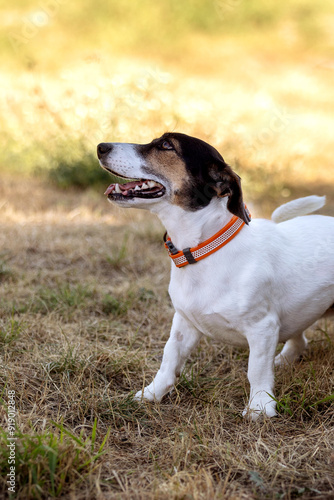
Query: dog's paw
275 351 303 367
274 353 290 367
134 388 155 402
134 382 166 402
274 353 285 367
134 378 174 402
243 395 277 421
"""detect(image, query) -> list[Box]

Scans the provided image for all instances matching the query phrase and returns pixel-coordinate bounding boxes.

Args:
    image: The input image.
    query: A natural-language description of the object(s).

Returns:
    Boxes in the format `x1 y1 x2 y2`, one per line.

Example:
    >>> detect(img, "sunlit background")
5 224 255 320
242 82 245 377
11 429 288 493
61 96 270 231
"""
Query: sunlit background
1 0 334 211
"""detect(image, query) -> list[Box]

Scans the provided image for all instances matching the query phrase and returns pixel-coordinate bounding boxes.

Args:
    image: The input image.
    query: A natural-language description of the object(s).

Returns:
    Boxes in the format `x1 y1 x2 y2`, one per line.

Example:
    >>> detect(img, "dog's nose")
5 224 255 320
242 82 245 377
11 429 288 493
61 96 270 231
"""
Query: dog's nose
97 143 113 159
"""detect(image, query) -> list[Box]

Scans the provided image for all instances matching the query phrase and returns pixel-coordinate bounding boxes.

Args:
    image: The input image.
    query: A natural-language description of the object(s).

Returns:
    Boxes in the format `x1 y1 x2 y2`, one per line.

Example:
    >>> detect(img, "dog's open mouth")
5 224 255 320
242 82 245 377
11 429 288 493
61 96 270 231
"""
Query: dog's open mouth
104 177 165 199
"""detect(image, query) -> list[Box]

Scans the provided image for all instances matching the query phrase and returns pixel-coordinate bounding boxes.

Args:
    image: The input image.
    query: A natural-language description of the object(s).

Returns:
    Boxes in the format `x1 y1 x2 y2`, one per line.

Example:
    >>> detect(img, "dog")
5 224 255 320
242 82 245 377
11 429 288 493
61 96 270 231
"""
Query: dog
97 132 334 419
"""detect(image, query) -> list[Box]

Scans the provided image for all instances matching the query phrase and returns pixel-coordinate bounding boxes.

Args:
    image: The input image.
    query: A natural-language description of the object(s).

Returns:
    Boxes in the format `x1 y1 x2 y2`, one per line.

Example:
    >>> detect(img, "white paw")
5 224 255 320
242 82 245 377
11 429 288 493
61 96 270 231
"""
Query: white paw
134 380 172 402
134 387 156 402
274 353 289 367
243 395 277 420
275 352 300 367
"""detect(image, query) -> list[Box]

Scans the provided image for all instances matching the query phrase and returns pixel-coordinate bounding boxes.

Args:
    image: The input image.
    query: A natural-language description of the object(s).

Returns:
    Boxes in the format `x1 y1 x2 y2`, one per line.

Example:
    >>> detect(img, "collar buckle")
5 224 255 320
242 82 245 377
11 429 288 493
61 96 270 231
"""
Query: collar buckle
165 239 179 255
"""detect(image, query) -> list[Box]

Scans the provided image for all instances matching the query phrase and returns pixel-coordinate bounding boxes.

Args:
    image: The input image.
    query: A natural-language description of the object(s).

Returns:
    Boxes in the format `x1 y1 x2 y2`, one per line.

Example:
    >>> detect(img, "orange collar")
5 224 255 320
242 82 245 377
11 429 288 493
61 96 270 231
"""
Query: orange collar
164 211 250 268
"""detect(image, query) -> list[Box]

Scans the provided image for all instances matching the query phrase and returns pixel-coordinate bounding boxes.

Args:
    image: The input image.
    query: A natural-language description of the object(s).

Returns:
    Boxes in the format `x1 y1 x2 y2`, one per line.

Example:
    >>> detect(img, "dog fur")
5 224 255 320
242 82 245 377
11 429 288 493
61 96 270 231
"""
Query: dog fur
97 132 334 419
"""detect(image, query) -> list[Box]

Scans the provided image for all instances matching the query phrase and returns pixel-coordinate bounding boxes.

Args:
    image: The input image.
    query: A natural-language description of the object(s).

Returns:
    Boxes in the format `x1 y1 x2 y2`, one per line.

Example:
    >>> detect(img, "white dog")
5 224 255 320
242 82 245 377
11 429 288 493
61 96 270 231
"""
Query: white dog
97 132 334 419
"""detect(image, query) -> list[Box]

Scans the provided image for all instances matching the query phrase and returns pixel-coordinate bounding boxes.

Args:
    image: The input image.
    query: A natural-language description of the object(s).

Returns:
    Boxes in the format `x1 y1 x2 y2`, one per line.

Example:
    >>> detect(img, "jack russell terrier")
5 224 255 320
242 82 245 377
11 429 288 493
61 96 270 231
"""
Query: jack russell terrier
97 132 334 419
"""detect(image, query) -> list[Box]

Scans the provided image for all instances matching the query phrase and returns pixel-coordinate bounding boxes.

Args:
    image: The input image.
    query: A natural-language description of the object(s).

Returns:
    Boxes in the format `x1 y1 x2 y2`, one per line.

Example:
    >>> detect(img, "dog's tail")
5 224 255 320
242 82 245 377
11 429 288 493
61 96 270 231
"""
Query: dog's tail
271 195 326 223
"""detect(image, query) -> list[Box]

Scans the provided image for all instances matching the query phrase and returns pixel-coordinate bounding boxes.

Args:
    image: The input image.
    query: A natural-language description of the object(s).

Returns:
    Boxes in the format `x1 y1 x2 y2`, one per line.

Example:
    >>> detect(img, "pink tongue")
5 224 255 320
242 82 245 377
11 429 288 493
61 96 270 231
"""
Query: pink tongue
119 181 141 191
104 181 142 196
104 185 115 195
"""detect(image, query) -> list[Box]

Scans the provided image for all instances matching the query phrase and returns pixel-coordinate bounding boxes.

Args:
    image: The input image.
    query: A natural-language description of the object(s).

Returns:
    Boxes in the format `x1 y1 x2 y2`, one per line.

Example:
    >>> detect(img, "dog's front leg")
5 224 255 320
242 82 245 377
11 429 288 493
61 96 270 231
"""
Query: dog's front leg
243 319 279 420
134 312 202 402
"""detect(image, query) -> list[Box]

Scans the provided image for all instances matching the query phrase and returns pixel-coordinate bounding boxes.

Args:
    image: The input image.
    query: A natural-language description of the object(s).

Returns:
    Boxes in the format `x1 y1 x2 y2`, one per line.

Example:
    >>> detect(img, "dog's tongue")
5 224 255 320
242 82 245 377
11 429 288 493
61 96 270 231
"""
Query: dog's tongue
104 180 142 196
104 184 115 195
119 181 141 191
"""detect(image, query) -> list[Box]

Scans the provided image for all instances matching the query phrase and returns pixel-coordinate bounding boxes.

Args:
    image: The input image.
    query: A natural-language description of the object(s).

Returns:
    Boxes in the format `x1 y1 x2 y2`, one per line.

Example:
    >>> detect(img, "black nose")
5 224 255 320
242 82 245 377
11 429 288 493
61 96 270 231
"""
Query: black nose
97 143 113 159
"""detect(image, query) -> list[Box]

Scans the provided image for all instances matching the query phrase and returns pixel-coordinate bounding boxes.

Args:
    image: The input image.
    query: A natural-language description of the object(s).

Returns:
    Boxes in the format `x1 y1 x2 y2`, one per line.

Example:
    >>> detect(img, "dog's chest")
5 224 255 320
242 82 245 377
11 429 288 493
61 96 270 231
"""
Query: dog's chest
168 268 248 346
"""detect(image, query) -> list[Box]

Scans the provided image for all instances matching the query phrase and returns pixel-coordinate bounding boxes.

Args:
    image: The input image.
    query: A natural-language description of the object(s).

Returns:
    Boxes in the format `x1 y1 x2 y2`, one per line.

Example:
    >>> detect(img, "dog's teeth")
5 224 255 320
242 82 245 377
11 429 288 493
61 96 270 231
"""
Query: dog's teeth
142 183 149 189
134 185 141 191
147 181 156 188
115 184 121 193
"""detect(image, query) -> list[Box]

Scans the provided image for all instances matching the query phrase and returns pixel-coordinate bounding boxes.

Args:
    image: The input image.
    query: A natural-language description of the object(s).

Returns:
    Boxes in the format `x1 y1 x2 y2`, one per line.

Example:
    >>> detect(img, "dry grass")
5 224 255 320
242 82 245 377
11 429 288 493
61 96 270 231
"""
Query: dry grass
1 3 334 497
0 176 333 499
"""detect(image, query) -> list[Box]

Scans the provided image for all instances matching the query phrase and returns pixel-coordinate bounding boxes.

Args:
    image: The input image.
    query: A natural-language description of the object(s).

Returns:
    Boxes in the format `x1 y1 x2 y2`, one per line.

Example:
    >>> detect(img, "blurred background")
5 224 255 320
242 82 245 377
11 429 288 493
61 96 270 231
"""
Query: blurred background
1 0 334 212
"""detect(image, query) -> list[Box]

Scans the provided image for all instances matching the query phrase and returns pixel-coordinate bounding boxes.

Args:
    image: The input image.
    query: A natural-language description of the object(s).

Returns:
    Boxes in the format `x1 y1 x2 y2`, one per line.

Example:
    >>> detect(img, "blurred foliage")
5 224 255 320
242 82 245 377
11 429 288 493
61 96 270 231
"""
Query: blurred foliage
1 0 333 71
0 133 112 189
41 140 111 190
1 0 334 194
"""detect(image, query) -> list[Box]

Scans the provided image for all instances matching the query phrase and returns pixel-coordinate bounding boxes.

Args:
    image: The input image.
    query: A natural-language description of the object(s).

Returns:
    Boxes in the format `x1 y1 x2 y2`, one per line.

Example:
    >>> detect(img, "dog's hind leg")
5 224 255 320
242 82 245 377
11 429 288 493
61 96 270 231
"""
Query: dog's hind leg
274 331 308 367
134 313 202 402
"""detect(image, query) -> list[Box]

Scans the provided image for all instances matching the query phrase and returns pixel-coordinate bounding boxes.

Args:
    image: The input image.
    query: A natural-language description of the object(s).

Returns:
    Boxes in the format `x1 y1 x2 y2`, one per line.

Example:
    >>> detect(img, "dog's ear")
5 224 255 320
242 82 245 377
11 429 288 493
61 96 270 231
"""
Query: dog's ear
209 161 250 224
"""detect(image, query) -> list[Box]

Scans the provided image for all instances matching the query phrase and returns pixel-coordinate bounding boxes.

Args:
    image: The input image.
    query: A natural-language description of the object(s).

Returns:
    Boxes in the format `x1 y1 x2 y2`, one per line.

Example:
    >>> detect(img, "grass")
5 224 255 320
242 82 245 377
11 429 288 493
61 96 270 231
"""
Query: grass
0 419 110 499
1 1 334 498
0 316 24 346
0 178 333 499
0 253 14 283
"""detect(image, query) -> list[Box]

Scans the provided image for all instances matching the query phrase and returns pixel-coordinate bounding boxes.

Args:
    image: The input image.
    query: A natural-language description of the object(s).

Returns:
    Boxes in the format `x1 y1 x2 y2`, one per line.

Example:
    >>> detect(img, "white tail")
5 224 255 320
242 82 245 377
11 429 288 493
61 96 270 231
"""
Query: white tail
271 195 326 224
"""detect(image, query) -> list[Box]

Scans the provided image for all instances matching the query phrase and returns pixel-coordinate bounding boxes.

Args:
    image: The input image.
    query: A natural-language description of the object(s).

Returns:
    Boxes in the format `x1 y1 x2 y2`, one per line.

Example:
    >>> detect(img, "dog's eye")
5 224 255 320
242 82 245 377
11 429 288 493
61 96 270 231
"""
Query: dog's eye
160 140 174 150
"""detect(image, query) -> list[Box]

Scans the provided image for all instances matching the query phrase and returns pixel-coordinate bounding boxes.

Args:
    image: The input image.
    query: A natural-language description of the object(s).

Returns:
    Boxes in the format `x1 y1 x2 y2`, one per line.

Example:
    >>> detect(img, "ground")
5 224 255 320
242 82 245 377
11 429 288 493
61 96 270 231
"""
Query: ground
0 176 333 499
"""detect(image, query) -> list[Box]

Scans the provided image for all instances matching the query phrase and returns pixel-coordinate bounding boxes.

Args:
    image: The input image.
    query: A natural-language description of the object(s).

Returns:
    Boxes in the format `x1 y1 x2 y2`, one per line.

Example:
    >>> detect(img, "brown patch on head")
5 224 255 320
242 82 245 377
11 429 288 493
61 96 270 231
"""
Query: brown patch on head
137 135 194 209
137 133 250 222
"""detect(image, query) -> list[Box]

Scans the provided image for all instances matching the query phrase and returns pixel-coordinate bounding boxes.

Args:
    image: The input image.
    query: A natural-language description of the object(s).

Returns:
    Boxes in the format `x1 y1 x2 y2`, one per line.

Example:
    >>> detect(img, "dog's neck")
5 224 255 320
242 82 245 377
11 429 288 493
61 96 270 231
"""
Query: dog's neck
151 198 233 250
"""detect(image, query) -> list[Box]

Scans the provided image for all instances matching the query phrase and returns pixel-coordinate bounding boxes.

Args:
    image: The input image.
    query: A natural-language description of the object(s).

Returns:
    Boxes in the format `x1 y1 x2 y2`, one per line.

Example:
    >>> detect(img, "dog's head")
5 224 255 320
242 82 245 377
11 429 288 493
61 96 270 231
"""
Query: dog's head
97 132 250 223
